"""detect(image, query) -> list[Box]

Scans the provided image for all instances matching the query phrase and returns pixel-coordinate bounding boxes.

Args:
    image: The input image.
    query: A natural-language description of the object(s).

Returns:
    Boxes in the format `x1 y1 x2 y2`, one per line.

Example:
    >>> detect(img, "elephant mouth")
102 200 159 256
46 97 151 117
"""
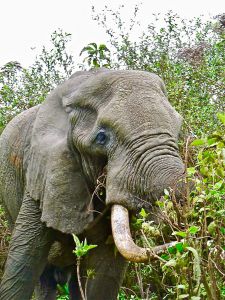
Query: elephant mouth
111 204 177 262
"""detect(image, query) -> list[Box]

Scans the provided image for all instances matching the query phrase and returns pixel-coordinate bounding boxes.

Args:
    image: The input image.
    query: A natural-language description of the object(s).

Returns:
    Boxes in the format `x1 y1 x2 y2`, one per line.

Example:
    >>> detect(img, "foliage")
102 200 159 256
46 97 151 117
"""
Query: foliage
72 235 97 300
0 29 75 132
55 236 97 300
90 7 225 136
72 234 97 258
57 284 69 300
0 205 10 279
119 114 225 300
80 42 111 68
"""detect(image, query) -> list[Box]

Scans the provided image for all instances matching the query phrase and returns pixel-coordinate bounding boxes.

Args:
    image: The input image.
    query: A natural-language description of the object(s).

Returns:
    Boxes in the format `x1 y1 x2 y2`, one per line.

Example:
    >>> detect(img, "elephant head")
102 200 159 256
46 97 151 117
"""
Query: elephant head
25 69 185 263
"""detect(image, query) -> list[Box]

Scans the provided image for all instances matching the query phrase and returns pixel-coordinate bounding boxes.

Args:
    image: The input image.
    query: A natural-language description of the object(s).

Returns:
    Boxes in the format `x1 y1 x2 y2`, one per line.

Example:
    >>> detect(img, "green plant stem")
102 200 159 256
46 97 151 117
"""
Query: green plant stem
202 270 214 300
84 276 89 299
76 258 86 300
208 258 221 300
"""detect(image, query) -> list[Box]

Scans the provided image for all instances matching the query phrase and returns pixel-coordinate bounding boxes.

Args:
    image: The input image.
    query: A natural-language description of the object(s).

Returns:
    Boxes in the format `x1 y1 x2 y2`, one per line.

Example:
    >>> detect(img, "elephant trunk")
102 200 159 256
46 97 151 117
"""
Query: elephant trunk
111 204 177 262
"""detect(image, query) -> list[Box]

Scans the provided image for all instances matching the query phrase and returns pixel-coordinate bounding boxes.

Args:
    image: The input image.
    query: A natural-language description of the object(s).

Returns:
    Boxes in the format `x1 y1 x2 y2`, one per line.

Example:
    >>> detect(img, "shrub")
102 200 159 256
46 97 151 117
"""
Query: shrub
0 29 75 132
119 114 225 299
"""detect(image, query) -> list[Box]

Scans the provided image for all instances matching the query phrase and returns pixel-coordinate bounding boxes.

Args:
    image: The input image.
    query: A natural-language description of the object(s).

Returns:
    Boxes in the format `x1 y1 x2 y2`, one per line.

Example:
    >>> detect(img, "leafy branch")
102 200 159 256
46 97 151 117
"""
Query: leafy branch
72 234 97 300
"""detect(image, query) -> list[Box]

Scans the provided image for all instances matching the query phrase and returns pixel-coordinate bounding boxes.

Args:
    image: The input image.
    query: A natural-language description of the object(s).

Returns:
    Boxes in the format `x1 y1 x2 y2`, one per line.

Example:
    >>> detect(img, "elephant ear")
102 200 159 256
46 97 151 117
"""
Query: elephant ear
25 70 105 234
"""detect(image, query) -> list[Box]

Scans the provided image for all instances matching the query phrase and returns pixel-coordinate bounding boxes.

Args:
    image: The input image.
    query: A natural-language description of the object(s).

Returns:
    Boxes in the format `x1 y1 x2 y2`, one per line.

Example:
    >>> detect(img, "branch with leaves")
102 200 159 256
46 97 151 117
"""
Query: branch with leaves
72 234 97 300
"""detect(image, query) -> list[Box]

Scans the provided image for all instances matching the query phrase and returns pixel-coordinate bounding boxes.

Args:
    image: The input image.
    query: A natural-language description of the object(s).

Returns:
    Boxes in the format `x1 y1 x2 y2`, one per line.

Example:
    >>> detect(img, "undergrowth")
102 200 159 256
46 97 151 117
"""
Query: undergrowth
118 114 225 300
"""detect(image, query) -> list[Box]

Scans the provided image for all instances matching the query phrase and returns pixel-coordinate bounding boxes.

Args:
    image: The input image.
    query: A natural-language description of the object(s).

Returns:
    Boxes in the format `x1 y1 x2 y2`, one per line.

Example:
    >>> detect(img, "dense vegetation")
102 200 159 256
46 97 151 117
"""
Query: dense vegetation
0 6 224 300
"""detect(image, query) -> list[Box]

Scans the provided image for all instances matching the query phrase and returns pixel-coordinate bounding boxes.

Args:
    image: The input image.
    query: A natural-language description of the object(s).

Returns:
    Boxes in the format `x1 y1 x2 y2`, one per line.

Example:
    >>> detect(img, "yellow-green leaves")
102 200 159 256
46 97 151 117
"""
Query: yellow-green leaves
188 226 200 235
72 234 97 258
191 139 205 146
172 226 200 238
217 112 225 125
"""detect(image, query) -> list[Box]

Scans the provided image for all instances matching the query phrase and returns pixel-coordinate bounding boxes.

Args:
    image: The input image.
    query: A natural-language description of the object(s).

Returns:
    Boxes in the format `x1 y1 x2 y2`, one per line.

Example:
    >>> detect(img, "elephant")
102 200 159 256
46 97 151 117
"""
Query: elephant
0 68 186 300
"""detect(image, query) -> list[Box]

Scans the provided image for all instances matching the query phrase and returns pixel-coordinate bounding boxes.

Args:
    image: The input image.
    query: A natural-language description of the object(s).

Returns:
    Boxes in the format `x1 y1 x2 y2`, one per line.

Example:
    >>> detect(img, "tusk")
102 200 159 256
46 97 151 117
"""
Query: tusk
111 204 177 262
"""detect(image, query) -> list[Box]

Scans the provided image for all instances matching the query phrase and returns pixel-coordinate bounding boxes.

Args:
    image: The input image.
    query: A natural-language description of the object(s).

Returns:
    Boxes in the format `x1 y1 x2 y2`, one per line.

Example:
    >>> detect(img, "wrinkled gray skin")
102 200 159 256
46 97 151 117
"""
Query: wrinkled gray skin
0 69 184 300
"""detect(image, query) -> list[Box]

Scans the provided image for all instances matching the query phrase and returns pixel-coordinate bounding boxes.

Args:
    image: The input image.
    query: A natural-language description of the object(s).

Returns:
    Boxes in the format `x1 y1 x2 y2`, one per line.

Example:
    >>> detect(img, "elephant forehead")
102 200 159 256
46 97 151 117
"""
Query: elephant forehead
99 90 179 134
65 70 165 108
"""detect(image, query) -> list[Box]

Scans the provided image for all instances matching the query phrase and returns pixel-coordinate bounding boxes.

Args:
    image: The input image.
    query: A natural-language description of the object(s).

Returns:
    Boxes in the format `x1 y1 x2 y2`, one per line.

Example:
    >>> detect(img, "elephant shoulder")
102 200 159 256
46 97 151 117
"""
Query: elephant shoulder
0 105 40 222
0 105 40 170
0 106 40 150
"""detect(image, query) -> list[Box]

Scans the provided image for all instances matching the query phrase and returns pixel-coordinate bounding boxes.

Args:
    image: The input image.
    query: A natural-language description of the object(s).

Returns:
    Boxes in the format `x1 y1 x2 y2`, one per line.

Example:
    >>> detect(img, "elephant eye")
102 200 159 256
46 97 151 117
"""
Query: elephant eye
95 130 108 145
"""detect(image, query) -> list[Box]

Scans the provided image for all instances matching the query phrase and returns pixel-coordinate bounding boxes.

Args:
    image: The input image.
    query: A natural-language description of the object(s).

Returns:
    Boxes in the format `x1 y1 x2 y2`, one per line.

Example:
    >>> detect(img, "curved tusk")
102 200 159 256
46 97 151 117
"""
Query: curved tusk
111 204 177 262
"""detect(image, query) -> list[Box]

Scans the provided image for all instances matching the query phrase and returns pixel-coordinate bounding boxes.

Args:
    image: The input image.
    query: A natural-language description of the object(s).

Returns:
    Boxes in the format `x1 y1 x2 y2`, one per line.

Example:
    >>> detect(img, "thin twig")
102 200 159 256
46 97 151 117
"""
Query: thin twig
209 256 225 277
140 229 167 263
134 263 145 299
87 172 106 212
84 276 89 300
120 286 139 298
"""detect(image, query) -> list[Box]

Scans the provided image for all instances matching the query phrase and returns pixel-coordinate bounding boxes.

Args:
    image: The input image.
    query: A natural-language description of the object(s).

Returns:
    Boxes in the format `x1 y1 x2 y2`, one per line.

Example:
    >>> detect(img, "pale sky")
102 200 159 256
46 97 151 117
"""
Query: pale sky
0 0 224 68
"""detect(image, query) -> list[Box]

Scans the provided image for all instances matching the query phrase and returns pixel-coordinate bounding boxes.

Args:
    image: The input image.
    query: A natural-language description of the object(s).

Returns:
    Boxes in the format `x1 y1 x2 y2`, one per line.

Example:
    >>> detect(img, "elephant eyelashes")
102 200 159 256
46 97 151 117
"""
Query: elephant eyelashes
95 130 108 145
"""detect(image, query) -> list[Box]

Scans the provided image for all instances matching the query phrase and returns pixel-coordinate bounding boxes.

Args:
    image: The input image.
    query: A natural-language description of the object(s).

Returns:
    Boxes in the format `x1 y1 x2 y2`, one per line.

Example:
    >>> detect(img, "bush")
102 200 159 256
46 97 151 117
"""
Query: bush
0 29 75 132
118 114 225 299
0 205 10 279
57 153 225 298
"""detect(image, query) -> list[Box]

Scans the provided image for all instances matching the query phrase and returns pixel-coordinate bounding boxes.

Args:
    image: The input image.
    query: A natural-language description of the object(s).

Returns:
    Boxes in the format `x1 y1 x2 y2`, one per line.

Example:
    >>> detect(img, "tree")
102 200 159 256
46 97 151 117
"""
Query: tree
0 29 75 132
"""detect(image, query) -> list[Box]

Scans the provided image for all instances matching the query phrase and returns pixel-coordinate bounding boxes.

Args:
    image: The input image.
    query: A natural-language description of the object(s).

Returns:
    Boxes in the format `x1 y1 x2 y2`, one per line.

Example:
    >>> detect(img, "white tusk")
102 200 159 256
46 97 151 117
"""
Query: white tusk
111 204 177 262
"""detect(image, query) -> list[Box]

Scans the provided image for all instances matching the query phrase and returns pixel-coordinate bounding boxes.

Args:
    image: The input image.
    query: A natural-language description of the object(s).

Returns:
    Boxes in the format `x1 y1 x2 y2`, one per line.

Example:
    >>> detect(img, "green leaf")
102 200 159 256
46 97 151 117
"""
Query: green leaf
214 180 223 190
168 245 177 254
216 209 225 216
72 234 81 248
139 208 149 219
88 42 98 49
208 221 217 234
178 295 189 299
72 235 97 257
207 138 218 146
161 253 170 260
99 44 110 51
187 167 196 175
186 247 201 290
162 258 176 270
87 268 96 279
57 283 69 297
191 139 205 146
188 226 200 234
220 227 225 234
172 231 187 238
217 112 225 125
175 242 185 252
